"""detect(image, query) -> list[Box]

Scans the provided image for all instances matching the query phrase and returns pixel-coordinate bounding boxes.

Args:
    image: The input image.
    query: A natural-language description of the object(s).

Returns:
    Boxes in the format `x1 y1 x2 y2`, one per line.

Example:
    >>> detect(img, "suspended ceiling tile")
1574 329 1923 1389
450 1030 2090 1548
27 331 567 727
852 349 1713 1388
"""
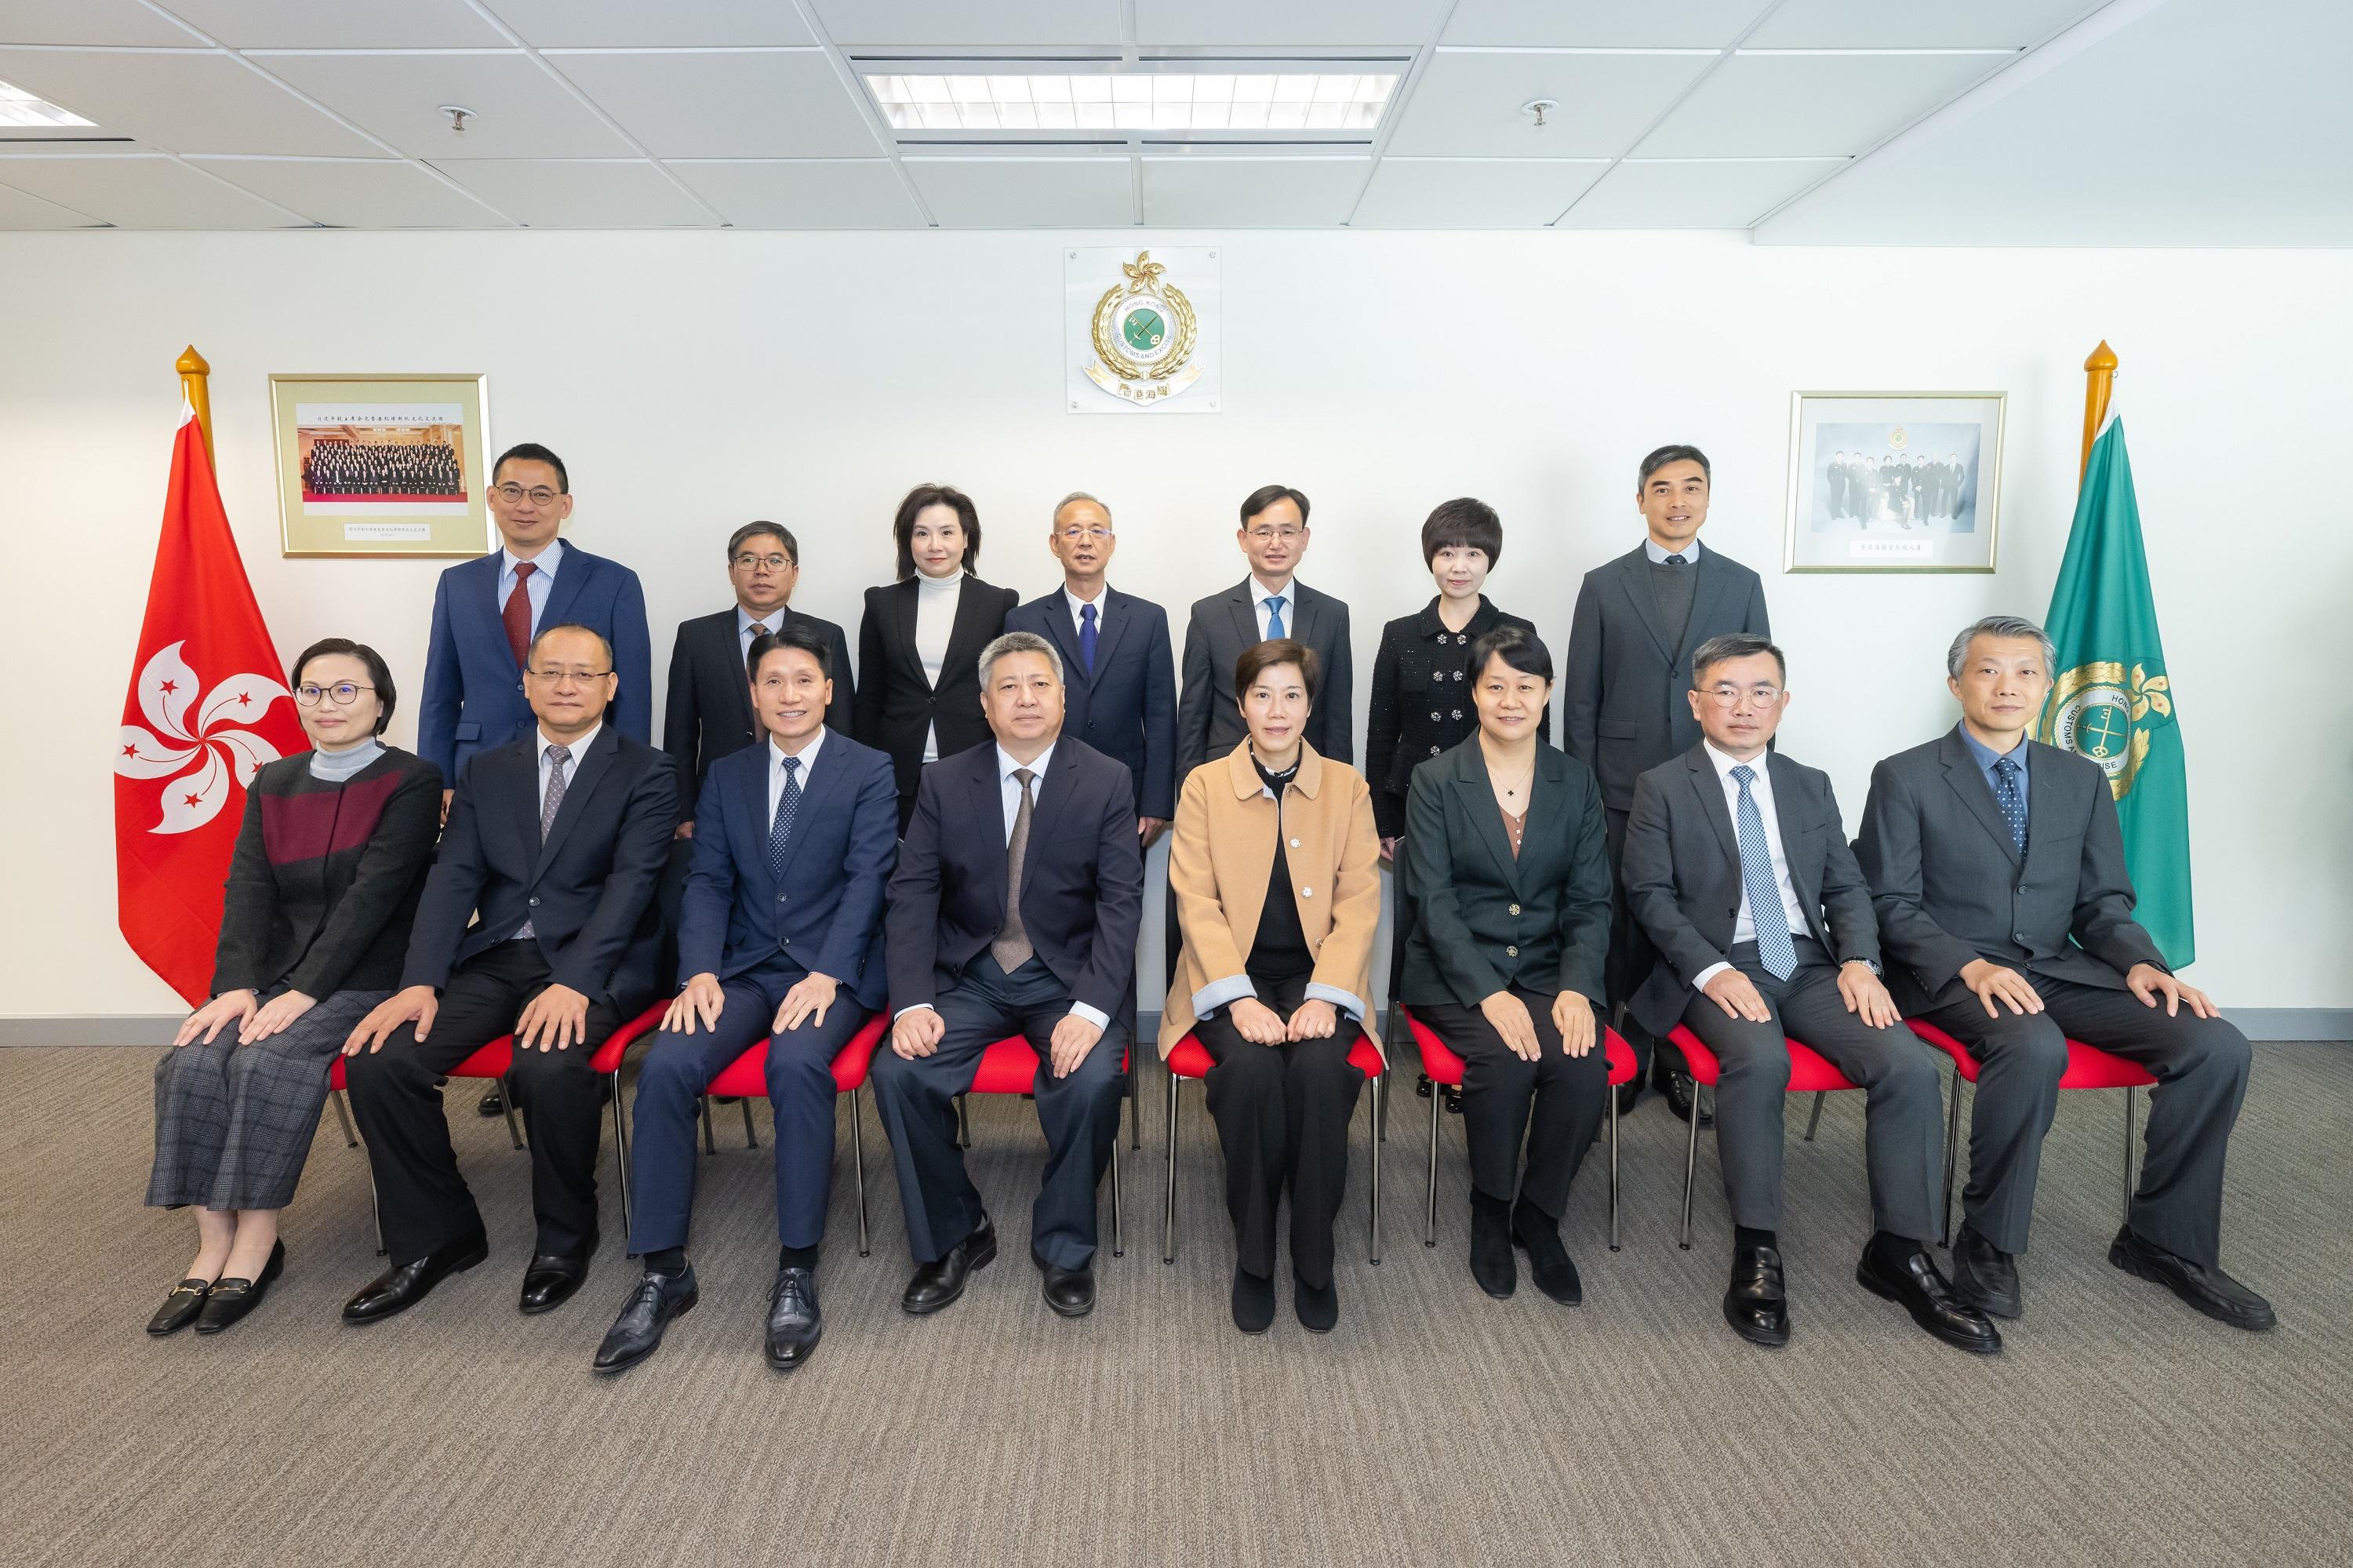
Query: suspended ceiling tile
667 158 924 226
1133 0 1446 46
0 152 300 225
256 52 640 159
1351 155 1608 226
1441 0 1771 49
0 175 104 225
162 0 508 49
1747 0 2103 50
1384 48 1715 158
486 0 818 48
1635 49 2008 158
190 155 512 226
807 0 1122 48
1557 155 1844 227
547 49 883 158
1140 153 1367 226
0 0 202 45
902 155 1130 227
427 157 718 226
0 47 384 155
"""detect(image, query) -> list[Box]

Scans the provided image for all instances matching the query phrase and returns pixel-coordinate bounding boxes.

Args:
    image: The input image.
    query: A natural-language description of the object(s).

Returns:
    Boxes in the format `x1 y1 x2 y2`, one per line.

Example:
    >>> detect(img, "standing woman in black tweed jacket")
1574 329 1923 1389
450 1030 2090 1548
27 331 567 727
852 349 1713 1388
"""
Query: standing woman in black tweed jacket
144 638 442 1337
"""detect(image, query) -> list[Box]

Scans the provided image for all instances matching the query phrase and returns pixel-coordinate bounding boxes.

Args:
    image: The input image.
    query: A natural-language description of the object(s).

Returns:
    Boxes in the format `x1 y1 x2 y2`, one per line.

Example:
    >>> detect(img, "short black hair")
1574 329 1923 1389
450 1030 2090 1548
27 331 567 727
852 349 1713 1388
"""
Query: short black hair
727 520 799 566
1238 484 1311 529
526 622 613 669
1469 624 1554 685
1235 638 1321 707
1637 444 1711 491
494 442 569 493
290 637 398 737
1420 497 1501 569
892 483 981 580
1691 631 1786 687
747 620 832 683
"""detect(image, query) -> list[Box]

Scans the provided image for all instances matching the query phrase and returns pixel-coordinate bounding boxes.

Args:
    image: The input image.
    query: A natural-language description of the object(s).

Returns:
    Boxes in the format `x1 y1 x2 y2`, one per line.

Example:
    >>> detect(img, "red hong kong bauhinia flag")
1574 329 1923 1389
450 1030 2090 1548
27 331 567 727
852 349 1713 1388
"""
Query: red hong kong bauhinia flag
114 406 308 1003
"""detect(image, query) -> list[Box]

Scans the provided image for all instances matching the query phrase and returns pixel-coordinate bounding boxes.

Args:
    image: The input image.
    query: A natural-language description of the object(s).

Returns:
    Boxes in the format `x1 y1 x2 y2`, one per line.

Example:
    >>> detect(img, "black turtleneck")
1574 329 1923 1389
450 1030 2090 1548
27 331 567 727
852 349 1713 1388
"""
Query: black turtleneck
1244 751 1311 985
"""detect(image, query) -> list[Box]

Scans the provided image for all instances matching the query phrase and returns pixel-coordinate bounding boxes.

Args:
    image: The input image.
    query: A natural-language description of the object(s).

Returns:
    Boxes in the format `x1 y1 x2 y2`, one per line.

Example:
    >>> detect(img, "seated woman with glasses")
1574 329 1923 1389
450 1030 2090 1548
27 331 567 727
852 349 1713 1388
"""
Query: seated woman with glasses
1162 639 1382 1335
145 639 442 1337
1398 625 1614 1307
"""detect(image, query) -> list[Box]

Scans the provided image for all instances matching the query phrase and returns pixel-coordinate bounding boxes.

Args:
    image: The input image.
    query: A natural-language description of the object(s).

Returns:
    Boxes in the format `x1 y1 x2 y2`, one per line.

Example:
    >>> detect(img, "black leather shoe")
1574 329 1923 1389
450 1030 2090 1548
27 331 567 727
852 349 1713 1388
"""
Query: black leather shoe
343 1230 489 1323
902 1215 996 1316
2108 1225 2276 1330
1470 1192 1516 1299
765 1267 823 1369
1950 1222 2023 1319
1723 1242 1789 1348
1653 1059 1709 1126
1857 1241 2002 1354
592 1267 698 1373
1511 1201 1583 1304
147 1277 212 1337
475 1086 505 1119
195 1240 285 1335
519 1239 596 1315
1231 1266 1275 1334
1294 1273 1338 1333
1038 1253 1096 1318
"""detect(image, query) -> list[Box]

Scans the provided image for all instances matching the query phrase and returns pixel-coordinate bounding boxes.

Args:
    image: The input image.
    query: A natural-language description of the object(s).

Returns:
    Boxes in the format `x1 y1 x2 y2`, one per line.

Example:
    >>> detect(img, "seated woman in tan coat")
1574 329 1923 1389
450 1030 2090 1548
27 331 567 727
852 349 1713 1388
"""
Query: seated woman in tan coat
1162 638 1382 1335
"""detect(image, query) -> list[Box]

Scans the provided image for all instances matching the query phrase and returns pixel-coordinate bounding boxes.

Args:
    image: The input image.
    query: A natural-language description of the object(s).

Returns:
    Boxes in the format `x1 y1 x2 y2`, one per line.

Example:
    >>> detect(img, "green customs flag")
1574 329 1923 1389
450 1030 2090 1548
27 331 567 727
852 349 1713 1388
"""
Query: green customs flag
2036 414 2195 965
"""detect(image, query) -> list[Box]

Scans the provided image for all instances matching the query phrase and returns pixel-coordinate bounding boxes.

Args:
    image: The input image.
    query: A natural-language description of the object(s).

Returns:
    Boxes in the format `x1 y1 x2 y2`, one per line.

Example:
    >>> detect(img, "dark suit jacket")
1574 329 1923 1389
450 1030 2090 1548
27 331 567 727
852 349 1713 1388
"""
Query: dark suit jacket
674 732 898 1011
1364 595 1547 839
1621 745 1880 1037
853 575 1020 824
399 726 681 1010
661 606 854 798
416 544 653 780
1562 544 1770 813
1855 726 2166 1006
1398 738 1612 1008
886 737 1144 1020
1177 578 1353 776
1005 585 1177 819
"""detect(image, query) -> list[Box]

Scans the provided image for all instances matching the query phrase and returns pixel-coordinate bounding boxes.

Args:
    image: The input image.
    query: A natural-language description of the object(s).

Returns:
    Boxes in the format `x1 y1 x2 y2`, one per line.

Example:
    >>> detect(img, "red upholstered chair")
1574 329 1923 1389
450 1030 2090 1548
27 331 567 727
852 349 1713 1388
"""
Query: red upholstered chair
1398 1006 1638 1253
1905 1018 2156 1246
1158 1031 1388 1267
1666 1023 1860 1250
697 1012 890 1257
947 1034 1126 1257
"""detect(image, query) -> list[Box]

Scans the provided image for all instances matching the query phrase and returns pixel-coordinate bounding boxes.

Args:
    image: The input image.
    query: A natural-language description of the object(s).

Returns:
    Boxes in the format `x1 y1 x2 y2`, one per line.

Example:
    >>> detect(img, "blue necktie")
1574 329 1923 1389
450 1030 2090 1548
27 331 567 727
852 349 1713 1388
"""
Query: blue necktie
1991 756 2027 857
1264 595 1286 639
1078 602 1098 675
767 755 802 884
1730 764 1797 981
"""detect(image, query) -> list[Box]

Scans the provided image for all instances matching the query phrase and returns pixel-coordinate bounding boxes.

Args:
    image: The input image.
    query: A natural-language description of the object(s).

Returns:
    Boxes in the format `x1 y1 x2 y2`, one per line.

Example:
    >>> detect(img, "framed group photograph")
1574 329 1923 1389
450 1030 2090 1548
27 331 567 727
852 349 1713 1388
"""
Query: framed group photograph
1783 391 2006 573
268 373 491 557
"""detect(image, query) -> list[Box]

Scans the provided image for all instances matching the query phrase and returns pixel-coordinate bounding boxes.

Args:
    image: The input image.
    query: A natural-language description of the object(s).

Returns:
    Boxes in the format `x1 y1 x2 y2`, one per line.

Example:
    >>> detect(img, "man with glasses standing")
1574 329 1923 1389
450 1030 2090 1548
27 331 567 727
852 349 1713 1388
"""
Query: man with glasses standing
664 522 854 834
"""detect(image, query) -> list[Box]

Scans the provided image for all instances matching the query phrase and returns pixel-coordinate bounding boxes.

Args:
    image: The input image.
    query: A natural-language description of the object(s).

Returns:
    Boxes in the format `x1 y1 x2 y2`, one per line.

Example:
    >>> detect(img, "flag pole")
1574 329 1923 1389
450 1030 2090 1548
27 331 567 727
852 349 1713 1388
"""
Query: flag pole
2079 340 2117 479
176 344 214 468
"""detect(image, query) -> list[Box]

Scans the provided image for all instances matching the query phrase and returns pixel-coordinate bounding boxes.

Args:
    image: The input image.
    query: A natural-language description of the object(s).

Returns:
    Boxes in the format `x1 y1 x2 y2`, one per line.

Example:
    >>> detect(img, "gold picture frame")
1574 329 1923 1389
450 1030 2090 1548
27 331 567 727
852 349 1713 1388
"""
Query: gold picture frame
1783 391 2006 573
268 373 492 557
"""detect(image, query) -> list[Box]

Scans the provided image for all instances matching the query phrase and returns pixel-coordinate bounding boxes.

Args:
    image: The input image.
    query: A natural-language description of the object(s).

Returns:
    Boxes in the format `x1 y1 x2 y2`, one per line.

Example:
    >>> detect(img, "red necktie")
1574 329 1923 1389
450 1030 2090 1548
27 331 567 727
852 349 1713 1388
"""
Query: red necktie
503 561 536 669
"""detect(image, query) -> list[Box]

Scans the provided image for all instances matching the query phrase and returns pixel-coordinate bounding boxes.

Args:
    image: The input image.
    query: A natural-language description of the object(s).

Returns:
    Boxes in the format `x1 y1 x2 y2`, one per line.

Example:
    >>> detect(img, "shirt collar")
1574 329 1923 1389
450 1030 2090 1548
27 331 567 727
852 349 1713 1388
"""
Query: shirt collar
504 537 565 580
997 740 1055 785
738 603 788 638
1417 593 1493 637
1957 723 2029 775
1701 740 1770 782
770 725 824 773
1249 576 1295 609
1065 584 1107 617
1643 535 1701 566
538 719 598 762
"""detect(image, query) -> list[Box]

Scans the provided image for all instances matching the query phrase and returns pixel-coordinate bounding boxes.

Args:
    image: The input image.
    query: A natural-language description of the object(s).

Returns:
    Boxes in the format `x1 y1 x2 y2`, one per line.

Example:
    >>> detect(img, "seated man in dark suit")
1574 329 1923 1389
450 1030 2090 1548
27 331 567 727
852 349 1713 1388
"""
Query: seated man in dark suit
1624 634 1993 1354
593 624 898 1375
662 521 856 828
869 631 1144 1320
1858 615 2271 1330
340 624 680 1323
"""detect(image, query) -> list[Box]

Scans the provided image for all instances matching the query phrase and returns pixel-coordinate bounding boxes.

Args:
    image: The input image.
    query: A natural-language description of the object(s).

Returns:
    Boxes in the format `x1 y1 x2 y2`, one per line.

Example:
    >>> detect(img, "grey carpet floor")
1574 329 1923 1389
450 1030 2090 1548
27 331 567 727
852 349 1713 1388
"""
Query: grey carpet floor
2 1040 2347 1568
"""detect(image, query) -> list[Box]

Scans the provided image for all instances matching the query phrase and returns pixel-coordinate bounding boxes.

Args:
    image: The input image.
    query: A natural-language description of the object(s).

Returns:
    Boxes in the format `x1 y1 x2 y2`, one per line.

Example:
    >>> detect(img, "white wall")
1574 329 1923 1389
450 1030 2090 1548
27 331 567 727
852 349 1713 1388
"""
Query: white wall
2 228 2346 1018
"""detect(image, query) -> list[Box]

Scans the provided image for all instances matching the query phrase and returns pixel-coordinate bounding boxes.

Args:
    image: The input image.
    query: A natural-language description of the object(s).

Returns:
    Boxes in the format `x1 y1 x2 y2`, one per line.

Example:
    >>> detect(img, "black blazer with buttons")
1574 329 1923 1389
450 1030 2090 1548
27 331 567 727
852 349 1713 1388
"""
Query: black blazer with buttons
1364 595 1547 839
853 574 1020 829
660 606 854 800
1398 737 1612 1008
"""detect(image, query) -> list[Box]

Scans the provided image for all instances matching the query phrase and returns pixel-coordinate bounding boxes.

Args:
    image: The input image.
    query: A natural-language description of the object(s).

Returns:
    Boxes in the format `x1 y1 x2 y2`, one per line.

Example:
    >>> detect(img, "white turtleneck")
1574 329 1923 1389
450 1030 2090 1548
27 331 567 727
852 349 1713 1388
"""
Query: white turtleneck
916 566 966 762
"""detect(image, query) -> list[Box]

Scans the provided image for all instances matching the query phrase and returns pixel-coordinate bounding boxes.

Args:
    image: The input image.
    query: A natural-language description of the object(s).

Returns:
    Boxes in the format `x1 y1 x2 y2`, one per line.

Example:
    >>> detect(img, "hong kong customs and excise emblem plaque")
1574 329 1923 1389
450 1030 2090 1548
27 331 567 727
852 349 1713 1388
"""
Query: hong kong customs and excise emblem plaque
1066 246 1221 413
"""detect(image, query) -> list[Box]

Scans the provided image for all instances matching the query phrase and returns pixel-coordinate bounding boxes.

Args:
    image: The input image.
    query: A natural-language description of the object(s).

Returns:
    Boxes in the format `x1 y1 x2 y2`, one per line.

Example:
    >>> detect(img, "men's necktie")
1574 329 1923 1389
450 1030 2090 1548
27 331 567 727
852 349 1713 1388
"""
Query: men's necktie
1078 602 1098 675
1264 595 1286 640
767 755 802 884
1664 554 1686 566
1730 764 1797 981
503 561 537 669
518 742 570 939
991 767 1037 973
748 620 770 640
1991 756 2028 857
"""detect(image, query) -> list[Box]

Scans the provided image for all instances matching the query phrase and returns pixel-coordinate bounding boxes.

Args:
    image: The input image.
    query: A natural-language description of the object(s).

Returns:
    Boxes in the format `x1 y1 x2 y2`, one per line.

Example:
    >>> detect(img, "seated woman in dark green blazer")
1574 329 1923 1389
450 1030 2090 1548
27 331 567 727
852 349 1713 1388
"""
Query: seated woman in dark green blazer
1400 626 1613 1305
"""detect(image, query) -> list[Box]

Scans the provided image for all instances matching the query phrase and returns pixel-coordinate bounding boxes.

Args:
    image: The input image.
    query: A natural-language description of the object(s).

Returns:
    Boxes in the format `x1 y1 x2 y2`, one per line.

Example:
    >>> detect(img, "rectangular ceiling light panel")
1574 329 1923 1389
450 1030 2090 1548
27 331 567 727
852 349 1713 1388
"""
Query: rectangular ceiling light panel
863 65 1399 136
0 78 96 129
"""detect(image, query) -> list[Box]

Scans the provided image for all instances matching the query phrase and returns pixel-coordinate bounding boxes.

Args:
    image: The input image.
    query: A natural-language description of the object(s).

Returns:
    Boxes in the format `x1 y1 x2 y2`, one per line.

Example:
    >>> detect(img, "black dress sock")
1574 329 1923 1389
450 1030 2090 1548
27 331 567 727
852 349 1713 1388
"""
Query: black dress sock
778 1242 820 1271
645 1246 687 1277
1733 1225 1779 1253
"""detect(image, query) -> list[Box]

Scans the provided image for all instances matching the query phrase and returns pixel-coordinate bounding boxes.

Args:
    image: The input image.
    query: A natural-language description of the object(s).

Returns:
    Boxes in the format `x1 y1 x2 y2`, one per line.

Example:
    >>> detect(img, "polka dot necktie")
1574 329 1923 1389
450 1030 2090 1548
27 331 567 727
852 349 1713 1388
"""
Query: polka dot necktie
1263 596 1286 639
1991 756 2028 856
767 755 802 884
1665 554 1686 566
1730 765 1796 981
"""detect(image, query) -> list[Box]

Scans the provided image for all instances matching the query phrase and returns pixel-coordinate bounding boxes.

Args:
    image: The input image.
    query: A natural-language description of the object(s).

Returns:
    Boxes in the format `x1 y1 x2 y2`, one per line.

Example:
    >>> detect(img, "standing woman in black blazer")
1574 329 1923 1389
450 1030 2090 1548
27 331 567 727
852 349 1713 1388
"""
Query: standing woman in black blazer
1400 625 1613 1308
145 638 442 1337
856 483 1020 831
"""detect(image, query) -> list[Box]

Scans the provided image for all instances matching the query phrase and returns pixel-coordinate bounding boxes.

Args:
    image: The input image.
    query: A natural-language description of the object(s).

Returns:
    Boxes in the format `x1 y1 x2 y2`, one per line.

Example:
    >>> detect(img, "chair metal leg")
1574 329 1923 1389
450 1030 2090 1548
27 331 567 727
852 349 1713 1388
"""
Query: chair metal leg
956 1093 971 1149
1366 1074 1382 1265
1607 1074 1621 1253
369 1172 386 1257
849 1086 870 1257
500 1075 525 1150
1162 1074 1181 1264
609 1071 631 1242
329 1087 358 1148
1129 1058 1142 1151
699 1093 717 1155
1424 1078 1442 1248
1940 1062 1963 1247
2121 1084 2138 1228
740 1096 758 1148
1803 1090 1826 1143
1109 1123 1124 1259
1678 1079 1702 1250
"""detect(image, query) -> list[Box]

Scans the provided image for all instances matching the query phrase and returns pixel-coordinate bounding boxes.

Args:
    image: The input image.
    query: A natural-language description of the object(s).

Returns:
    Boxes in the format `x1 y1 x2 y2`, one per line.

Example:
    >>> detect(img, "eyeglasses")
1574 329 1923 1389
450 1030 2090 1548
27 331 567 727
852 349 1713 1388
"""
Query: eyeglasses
1701 683 1784 707
295 682 375 706
1245 526 1304 544
1056 526 1112 542
524 666 613 686
492 483 562 507
733 551 793 572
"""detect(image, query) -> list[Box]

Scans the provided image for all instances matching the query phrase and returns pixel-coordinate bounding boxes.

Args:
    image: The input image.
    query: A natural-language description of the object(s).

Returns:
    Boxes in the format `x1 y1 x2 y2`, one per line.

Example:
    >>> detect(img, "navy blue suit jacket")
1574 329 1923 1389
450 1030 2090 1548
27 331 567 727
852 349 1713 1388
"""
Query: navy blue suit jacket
1005 586 1177 820
886 737 1144 1020
674 733 899 1012
418 544 653 780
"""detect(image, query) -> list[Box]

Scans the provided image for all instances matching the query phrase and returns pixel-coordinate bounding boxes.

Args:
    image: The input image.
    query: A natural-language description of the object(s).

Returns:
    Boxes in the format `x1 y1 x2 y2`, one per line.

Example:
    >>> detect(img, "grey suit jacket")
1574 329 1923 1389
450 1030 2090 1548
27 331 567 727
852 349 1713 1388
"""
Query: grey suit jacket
1855 726 2166 1006
1621 745 1878 1038
1176 578 1354 775
1562 544 1770 813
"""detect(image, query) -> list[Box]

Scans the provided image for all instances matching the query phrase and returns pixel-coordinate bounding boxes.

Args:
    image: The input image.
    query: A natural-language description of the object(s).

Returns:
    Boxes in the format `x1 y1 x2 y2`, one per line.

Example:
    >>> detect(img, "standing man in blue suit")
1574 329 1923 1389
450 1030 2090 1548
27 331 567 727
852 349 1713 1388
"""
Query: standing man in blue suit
592 623 899 1376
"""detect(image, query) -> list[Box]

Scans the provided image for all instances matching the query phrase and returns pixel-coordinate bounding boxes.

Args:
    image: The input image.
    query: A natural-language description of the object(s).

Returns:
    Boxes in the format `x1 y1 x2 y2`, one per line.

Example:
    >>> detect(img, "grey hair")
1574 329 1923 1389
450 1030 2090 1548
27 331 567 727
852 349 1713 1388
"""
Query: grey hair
978 629 1063 689
1691 631 1785 687
1946 615 2056 679
1052 490 1111 528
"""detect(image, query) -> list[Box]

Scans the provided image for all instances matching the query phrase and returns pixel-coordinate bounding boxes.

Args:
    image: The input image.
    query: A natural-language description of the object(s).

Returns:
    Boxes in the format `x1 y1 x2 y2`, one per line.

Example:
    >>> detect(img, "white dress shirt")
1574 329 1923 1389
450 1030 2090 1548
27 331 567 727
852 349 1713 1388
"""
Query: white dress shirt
1642 534 1702 566
1250 577 1297 640
498 537 566 631
767 724 825 827
1690 741 1814 991
915 568 965 763
1064 584 1107 638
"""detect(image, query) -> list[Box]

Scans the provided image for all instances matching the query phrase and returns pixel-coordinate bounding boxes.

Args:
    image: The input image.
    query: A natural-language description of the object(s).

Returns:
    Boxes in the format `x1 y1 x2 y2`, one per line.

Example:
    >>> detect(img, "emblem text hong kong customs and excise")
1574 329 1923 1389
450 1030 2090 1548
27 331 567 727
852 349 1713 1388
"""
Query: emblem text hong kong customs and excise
1086 250 1203 405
